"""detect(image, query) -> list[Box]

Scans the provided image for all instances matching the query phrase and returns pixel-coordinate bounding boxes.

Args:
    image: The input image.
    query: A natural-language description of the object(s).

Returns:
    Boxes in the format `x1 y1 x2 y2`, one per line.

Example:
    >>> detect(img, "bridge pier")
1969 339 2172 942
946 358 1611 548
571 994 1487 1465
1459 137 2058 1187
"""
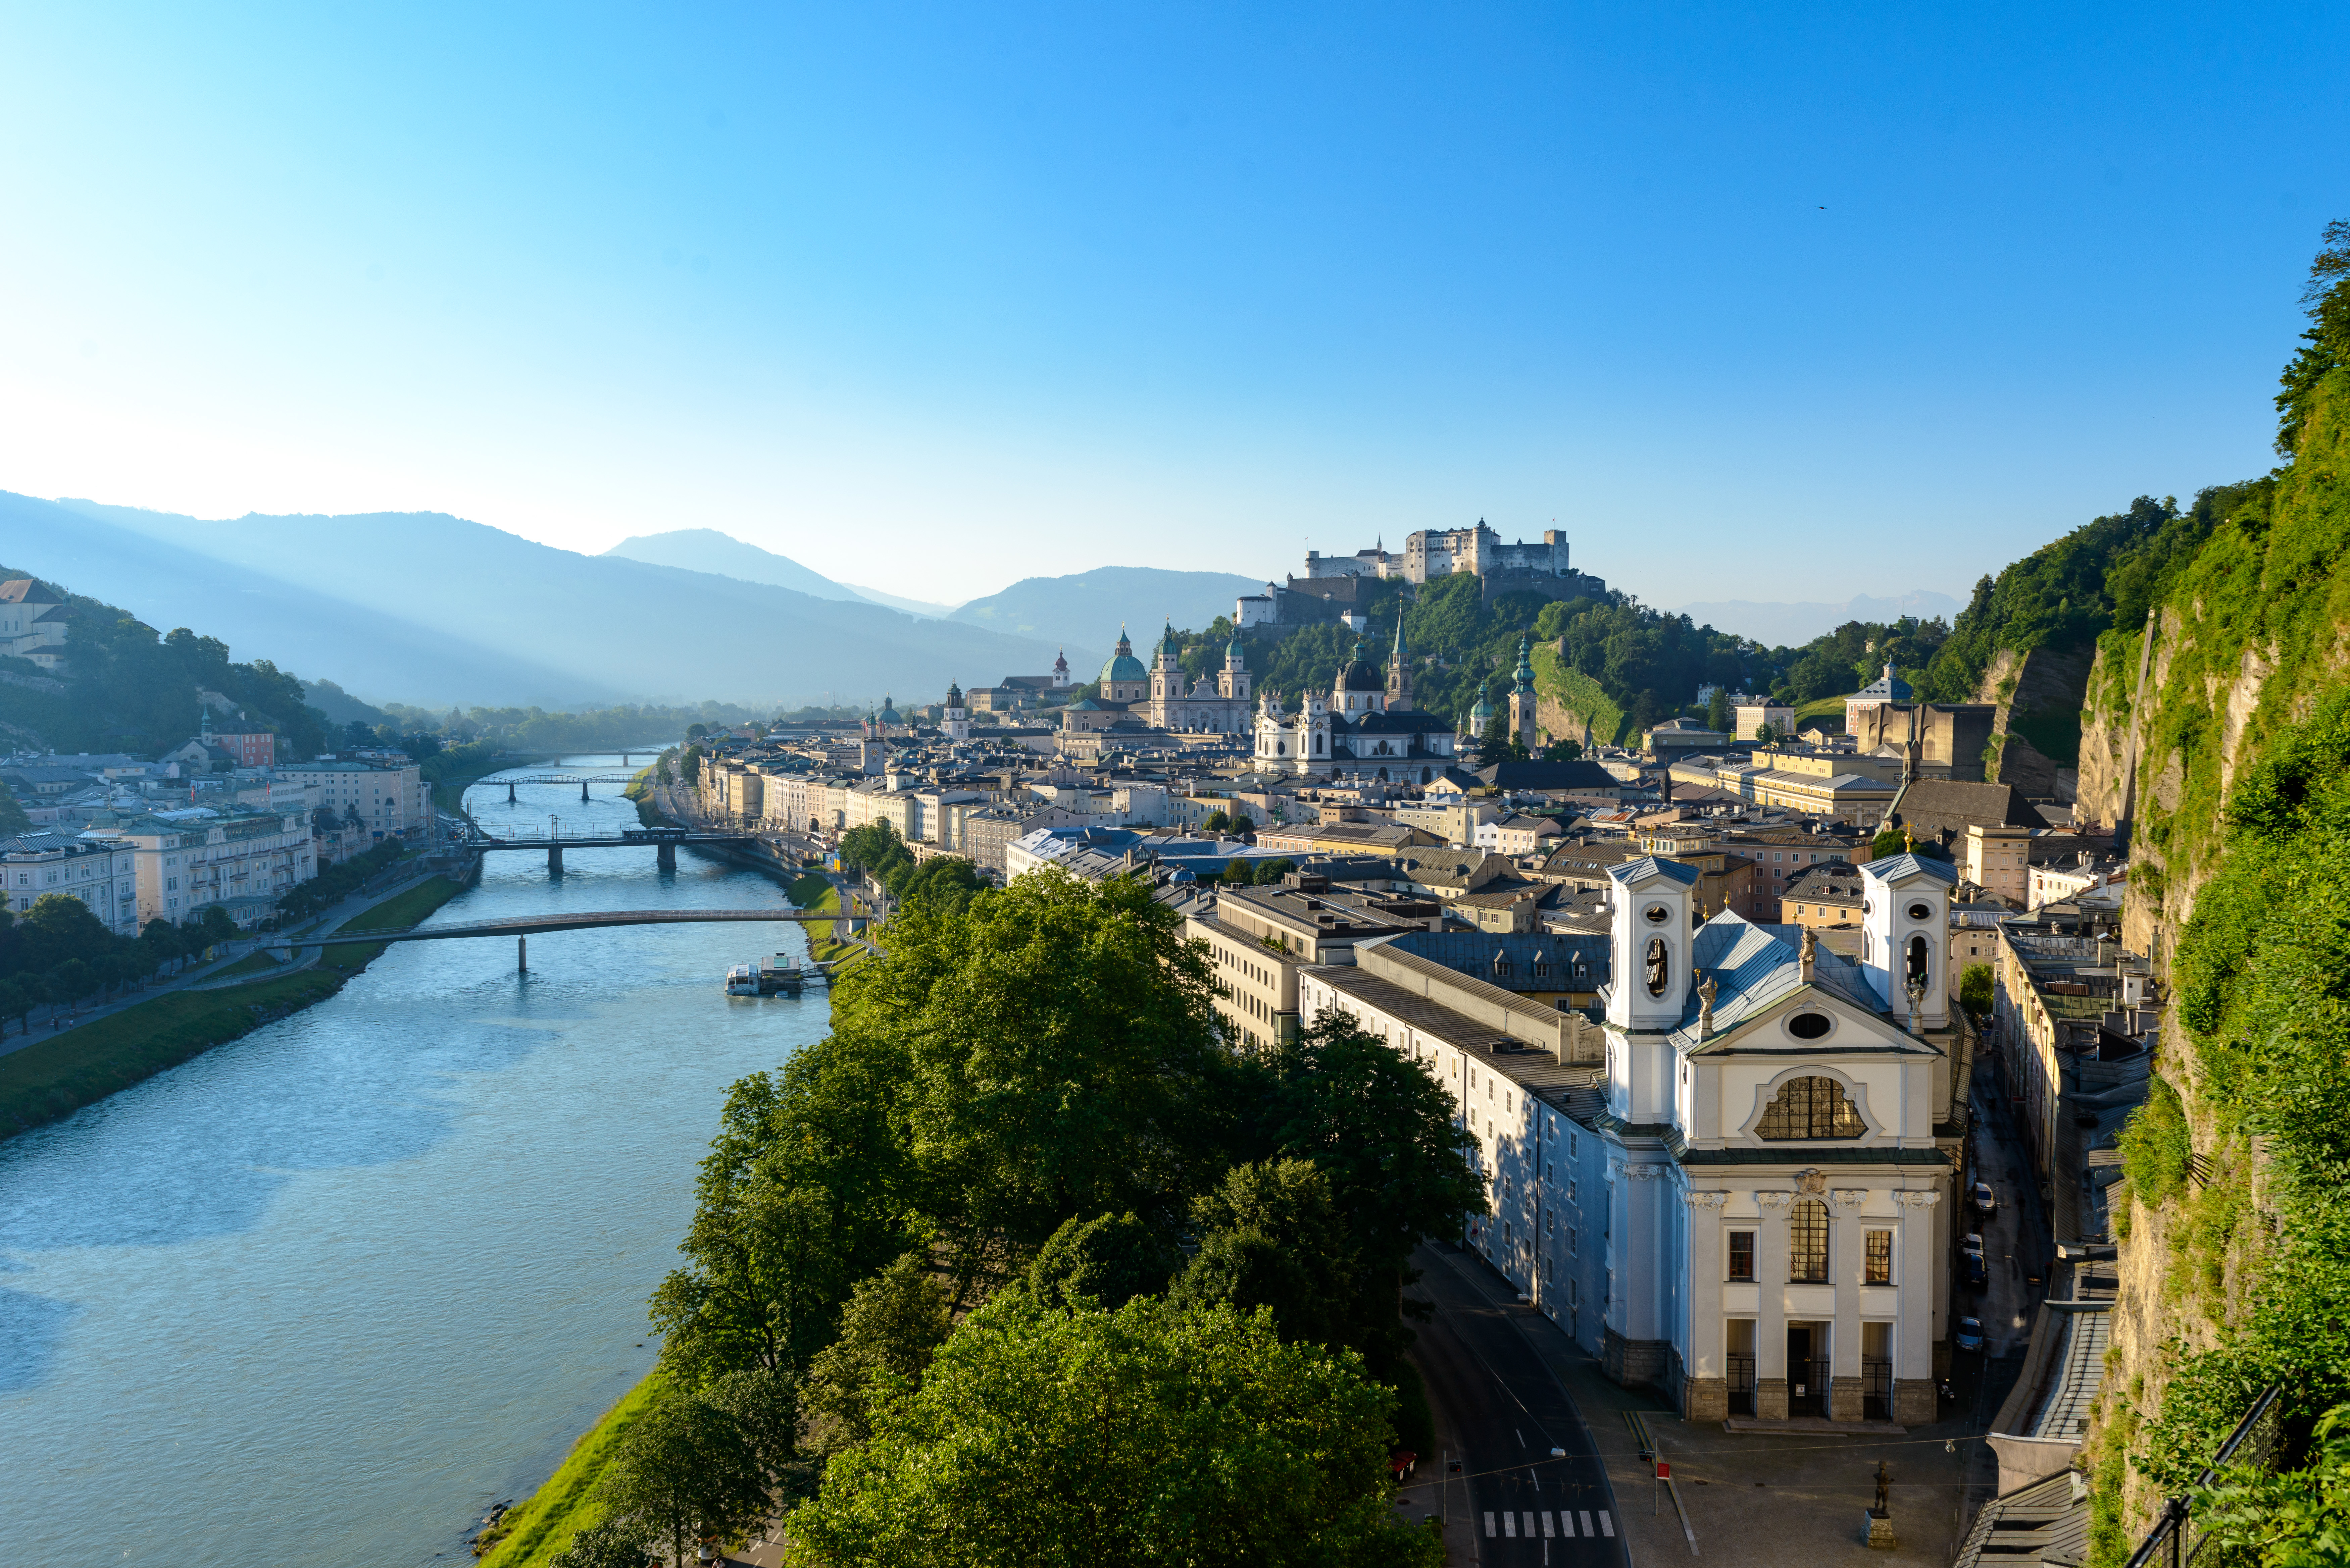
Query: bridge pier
548 846 563 876
656 840 677 872
581 779 591 802
507 780 518 803
518 935 527 973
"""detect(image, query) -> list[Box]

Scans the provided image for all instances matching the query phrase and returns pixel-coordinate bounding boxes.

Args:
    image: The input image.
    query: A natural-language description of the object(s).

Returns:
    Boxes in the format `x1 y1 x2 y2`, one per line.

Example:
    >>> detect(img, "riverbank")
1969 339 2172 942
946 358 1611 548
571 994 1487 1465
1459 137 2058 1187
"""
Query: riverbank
474 1374 663 1567
0 873 466 1141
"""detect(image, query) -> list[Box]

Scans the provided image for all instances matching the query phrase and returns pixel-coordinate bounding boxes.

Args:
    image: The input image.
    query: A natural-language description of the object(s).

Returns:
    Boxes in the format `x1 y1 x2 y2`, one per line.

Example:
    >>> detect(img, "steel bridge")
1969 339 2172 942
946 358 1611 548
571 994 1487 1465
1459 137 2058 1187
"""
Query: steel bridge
458 824 760 872
489 772 646 803
264 903 868 971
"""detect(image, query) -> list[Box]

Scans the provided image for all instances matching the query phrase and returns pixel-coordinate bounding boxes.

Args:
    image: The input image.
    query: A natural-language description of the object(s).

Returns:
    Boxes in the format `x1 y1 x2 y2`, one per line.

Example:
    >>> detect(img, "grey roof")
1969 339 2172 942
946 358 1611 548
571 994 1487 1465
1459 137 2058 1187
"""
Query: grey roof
1604 855 1702 889
1953 1470 2090 1568
1383 928 1610 991
1668 913 1890 1051
1862 852 1961 886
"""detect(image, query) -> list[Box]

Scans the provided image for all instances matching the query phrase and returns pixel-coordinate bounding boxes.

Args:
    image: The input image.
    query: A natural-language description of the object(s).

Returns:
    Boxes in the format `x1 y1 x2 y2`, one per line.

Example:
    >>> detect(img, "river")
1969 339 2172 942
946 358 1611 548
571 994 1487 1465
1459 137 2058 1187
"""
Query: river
0 757 828 1566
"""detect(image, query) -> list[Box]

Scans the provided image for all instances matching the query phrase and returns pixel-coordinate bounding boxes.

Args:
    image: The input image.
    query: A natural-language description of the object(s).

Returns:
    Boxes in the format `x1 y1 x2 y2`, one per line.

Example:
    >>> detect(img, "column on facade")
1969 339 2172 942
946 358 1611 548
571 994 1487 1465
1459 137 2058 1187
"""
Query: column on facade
1830 1187 1868 1421
1682 1189 1729 1420
1893 1188 1942 1424
1755 1189 1792 1419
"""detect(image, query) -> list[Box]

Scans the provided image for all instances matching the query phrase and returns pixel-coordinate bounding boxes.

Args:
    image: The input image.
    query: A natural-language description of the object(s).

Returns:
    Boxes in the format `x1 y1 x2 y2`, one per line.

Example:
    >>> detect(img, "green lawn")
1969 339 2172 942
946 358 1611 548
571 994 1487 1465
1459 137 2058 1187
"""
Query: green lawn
0 875 465 1141
211 947 290 980
476 1374 662 1567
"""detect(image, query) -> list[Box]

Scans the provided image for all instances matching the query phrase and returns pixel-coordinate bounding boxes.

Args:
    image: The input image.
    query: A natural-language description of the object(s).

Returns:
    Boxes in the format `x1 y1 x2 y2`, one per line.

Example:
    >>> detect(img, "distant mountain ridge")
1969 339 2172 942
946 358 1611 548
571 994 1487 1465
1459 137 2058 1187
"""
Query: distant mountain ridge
953 566 1268 659
11 494 1070 710
1667 589 1964 647
601 528 868 603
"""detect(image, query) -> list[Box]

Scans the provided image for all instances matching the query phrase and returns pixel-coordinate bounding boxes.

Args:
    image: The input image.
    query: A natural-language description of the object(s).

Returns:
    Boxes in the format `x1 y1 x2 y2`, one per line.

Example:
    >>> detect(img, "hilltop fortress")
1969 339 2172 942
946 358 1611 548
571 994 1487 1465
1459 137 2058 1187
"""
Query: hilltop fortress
1240 519 1608 629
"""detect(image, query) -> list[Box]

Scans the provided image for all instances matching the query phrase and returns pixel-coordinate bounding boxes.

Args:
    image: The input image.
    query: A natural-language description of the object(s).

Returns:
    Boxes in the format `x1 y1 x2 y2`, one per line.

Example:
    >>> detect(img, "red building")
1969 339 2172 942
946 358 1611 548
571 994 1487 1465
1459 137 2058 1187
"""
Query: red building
214 731 277 768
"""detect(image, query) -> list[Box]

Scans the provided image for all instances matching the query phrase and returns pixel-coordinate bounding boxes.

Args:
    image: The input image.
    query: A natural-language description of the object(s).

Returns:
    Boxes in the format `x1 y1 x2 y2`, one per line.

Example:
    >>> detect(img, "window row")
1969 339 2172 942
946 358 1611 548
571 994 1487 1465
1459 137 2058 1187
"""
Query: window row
1725 1207 1894 1285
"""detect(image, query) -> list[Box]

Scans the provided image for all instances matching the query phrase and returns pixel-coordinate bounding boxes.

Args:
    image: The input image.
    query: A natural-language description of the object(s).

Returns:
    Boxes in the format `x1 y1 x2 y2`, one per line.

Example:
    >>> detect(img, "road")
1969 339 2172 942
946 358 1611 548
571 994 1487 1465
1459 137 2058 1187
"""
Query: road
1409 1243 1630 1565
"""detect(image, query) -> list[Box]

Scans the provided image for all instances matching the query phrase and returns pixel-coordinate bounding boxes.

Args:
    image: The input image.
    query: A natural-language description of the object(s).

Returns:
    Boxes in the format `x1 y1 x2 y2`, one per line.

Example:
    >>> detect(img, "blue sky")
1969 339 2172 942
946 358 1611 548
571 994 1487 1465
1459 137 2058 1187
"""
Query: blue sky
1 3 2342 610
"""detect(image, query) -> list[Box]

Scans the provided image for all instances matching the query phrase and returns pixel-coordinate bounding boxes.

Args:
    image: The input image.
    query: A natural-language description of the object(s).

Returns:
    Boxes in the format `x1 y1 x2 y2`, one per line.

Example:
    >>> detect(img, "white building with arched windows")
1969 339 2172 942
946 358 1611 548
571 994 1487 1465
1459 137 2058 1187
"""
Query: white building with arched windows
1252 626 1459 782
1297 849 1966 1426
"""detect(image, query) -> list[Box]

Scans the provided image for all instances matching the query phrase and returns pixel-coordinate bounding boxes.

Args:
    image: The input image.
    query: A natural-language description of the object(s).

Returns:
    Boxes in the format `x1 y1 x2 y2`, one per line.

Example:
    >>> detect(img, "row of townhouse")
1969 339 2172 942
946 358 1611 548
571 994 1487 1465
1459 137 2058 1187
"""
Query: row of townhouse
1296 853 1969 1424
3 804 318 935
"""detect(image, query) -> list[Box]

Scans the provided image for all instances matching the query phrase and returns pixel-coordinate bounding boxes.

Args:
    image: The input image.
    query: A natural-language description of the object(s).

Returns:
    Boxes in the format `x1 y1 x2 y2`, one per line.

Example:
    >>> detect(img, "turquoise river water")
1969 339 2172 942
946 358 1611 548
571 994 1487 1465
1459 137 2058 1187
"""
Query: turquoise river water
0 758 827 1565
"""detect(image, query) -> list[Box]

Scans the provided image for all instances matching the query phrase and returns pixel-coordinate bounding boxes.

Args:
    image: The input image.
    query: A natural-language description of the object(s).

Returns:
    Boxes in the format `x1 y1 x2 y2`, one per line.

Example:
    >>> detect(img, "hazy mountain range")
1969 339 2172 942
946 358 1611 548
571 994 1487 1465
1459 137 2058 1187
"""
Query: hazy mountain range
601 531 1264 673
3 494 1084 711
1666 589 1965 646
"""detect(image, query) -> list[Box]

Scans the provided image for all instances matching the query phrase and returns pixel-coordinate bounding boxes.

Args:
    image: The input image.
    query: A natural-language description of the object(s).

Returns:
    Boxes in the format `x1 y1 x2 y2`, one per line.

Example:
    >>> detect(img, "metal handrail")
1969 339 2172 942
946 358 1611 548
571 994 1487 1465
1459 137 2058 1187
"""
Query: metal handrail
2120 1385 2282 1568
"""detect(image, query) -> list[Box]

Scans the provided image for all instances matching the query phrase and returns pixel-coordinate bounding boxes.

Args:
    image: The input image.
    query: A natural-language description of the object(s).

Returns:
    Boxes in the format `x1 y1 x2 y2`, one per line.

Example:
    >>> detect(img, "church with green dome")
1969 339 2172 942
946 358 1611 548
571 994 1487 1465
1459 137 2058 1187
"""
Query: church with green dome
1059 623 1256 736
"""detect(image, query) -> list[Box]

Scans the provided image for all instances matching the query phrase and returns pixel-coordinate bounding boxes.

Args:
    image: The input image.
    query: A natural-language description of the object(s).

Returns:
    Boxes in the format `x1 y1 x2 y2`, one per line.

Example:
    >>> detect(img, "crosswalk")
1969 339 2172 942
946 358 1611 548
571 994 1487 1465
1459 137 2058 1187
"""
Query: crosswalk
1485 1509 1614 1538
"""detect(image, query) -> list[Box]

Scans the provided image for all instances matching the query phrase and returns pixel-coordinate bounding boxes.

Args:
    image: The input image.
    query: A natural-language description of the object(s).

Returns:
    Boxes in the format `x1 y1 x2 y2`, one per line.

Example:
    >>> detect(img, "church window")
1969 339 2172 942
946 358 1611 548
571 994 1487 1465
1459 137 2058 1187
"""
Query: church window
1865 1230 1893 1285
1786 1011 1832 1040
1788 1199 1830 1281
1757 1077 1865 1140
1906 935 1930 987
1727 1231 1754 1280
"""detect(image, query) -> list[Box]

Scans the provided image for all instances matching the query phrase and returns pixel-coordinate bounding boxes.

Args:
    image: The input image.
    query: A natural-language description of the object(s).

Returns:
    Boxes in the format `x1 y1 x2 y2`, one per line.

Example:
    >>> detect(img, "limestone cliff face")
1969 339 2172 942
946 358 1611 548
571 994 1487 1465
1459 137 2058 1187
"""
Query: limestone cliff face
1971 642 2096 802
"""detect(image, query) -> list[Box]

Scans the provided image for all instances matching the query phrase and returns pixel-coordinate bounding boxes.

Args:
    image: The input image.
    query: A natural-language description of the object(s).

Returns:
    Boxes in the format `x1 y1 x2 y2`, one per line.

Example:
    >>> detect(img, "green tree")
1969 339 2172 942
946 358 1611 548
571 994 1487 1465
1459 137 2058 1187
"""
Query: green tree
596 1383 770 1568
1171 1159 1351 1345
801 1252 955 1454
834 869 1236 1269
1706 686 1730 734
649 1069 912 1387
1754 720 1781 746
1221 856 1252 884
1028 1211 1181 1312
1244 1013 1487 1359
1201 809 1233 835
546 1516 652 1568
786 1294 1439 1568
1958 963 1993 1019
1869 827 1909 861
1540 738 1583 762
1251 857 1298 886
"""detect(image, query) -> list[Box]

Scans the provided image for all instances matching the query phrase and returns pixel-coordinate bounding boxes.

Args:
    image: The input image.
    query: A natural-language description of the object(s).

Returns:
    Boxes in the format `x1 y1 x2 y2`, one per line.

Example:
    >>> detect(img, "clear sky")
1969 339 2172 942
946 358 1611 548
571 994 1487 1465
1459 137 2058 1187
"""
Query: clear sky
1 3 2343 610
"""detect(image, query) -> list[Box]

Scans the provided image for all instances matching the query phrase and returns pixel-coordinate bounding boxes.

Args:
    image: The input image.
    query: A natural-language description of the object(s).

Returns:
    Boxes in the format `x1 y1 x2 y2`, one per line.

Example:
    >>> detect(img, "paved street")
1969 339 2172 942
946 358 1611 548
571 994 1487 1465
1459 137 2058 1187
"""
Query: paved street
1408 1242 1631 1566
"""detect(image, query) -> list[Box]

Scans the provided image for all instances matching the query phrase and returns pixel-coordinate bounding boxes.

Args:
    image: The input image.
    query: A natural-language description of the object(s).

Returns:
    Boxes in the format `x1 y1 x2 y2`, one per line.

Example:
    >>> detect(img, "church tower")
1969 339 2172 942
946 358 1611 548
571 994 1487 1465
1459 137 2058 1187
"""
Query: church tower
1217 636 1251 703
942 681 969 742
1150 621 1182 712
1052 649 1070 688
1507 636 1539 744
1386 619 1412 711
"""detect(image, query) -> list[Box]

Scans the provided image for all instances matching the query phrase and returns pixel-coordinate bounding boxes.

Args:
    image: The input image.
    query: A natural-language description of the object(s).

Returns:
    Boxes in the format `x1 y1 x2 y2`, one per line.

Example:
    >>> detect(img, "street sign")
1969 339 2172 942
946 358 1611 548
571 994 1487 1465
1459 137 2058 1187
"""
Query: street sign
1655 1461 1671 1480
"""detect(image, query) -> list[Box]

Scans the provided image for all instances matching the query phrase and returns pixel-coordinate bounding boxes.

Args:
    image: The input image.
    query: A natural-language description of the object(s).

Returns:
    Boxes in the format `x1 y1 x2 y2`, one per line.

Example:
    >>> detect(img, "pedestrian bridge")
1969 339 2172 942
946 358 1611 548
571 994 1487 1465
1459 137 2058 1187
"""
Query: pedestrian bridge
264 903 869 970
489 772 649 803
458 825 762 871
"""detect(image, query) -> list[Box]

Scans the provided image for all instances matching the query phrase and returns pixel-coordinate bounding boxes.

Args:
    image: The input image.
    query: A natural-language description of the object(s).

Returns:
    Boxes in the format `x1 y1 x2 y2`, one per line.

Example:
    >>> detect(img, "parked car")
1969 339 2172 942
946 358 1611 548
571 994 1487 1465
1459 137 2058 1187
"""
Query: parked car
1956 1316 1985 1352
1966 1254 1989 1289
1963 1231 1986 1256
1972 1180 1997 1213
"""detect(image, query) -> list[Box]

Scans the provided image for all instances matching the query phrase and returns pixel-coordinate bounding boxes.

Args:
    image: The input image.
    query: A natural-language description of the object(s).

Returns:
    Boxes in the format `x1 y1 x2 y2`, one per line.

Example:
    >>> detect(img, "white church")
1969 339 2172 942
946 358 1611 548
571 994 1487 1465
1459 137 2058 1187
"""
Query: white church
1299 850 1965 1425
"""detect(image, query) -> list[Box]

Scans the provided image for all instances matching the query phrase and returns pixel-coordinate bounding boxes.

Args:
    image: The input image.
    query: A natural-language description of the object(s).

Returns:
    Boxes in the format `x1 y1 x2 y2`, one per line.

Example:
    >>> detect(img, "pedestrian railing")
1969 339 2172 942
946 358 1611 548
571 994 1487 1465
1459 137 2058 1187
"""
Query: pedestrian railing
2121 1384 2281 1568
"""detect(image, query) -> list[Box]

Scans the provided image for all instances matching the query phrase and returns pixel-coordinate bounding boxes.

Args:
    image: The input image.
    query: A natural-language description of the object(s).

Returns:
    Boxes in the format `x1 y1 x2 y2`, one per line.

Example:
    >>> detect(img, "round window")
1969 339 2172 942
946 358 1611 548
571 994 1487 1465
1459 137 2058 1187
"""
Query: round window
1786 1011 1833 1040
1644 903 1671 925
1907 902 1932 921
1862 899 1872 916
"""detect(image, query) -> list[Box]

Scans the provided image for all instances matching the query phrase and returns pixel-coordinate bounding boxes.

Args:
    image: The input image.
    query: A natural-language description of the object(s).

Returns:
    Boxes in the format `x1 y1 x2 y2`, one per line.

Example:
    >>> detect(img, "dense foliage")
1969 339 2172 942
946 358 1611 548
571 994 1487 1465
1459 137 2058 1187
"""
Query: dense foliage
0 895 229 1033
612 871 1476 1564
834 821 984 914
0 576 332 757
2086 224 2350 1565
786 1293 1440 1568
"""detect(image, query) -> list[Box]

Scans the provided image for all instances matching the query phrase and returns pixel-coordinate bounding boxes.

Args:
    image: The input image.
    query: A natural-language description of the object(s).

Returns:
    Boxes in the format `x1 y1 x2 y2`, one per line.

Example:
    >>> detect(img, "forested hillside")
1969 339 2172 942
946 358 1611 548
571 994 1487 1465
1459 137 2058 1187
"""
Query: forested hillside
0 571 332 757
2074 222 2350 1562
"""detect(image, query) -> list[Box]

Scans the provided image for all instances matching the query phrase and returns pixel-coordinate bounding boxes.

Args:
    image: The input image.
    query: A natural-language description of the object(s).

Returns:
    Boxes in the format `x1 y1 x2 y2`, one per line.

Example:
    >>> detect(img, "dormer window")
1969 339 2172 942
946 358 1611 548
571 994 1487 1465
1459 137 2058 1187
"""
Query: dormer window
1491 951 1514 979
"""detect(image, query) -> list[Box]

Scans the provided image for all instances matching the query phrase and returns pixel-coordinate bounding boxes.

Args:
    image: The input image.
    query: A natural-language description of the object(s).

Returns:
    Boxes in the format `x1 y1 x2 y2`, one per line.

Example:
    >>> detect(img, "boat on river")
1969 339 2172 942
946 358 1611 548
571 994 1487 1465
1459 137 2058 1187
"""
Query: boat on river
725 954 806 997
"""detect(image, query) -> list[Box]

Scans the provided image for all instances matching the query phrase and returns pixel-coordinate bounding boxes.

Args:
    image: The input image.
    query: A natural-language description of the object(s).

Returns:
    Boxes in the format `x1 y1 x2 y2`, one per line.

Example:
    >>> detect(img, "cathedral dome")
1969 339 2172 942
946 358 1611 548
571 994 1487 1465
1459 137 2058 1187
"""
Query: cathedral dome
1099 627 1147 686
1334 636 1383 693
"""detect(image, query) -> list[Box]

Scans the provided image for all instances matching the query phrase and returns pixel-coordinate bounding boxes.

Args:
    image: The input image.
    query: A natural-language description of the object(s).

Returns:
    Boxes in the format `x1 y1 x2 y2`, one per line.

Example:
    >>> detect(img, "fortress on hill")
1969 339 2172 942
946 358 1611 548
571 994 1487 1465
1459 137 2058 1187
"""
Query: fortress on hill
1239 520 1609 630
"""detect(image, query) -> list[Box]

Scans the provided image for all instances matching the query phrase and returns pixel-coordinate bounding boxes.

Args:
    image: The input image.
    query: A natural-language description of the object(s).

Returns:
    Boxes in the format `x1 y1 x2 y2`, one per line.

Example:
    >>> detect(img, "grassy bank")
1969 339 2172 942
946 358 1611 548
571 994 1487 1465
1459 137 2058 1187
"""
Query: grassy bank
0 874 464 1141
475 1374 662 1567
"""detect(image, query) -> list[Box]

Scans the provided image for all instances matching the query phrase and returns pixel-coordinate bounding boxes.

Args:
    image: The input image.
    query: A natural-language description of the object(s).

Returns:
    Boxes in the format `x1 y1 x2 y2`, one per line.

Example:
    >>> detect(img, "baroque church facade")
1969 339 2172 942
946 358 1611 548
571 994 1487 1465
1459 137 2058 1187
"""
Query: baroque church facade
1059 624 1256 735
1251 624 1460 780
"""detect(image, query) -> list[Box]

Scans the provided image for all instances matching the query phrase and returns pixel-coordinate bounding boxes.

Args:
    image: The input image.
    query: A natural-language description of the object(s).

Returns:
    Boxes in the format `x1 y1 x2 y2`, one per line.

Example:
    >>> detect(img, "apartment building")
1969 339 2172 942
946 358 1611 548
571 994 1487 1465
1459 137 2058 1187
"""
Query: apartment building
115 806 318 929
278 758 425 840
1 829 142 935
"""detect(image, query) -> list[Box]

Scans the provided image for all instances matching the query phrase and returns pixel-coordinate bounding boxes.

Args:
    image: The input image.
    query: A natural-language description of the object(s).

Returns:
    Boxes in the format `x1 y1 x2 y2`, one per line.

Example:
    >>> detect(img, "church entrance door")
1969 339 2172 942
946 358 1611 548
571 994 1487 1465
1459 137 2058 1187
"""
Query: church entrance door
1787 1324 1831 1418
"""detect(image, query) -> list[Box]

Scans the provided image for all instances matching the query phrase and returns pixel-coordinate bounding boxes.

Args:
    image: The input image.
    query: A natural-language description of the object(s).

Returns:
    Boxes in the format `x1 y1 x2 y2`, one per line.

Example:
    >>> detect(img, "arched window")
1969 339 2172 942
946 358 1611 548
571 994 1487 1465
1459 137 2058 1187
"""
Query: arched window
1906 934 1930 987
1788 1198 1830 1281
1757 1077 1865 1140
